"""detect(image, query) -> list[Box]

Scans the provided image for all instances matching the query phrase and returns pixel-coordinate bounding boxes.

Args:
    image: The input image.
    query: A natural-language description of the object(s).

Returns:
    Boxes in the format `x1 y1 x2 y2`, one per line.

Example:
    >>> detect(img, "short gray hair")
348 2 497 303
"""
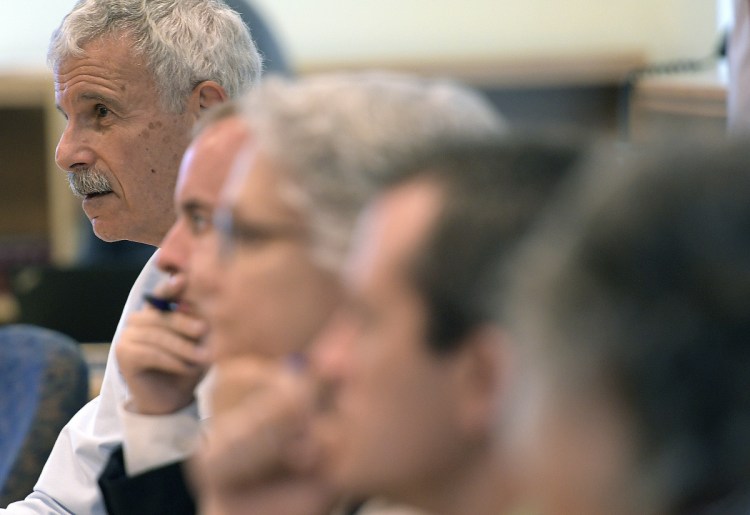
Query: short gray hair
238 71 506 270
48 0 262 112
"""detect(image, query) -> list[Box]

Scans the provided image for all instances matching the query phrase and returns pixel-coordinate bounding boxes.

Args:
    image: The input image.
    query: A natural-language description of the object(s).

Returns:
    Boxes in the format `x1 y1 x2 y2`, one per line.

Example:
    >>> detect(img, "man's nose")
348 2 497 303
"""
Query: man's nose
55 122 96 171
157 220 191 276
310 310 357 382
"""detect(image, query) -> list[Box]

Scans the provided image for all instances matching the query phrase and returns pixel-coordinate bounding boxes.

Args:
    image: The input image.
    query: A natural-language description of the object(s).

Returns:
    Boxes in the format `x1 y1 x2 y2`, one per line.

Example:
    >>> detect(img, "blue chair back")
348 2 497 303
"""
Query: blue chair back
0 325 88 506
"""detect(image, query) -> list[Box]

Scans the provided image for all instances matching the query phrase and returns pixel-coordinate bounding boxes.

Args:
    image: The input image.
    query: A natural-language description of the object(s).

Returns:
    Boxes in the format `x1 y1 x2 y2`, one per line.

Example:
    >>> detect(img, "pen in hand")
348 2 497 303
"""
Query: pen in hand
143 293 179 313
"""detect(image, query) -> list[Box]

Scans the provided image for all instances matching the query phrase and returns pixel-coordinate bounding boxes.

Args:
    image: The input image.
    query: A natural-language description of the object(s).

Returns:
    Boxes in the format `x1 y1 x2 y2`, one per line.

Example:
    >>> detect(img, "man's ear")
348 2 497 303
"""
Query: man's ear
187 80 228 118
453 326 512 439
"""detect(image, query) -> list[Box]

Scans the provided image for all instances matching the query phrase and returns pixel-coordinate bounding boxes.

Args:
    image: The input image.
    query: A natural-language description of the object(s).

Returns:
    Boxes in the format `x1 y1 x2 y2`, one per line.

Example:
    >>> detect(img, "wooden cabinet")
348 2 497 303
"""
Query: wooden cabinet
0 72 79 268
629 65 728 143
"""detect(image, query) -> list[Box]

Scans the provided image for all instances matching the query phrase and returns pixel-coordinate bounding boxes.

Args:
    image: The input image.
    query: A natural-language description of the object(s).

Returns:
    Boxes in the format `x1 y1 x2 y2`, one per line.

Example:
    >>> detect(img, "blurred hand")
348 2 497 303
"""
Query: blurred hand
190 356 338 515
117 275 210 415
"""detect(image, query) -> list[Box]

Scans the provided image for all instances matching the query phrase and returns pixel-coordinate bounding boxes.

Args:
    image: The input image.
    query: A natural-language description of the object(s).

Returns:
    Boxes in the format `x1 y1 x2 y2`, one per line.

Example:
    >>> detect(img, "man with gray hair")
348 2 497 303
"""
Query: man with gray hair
106 71 505 514
2 1 260 513
188 73 581 515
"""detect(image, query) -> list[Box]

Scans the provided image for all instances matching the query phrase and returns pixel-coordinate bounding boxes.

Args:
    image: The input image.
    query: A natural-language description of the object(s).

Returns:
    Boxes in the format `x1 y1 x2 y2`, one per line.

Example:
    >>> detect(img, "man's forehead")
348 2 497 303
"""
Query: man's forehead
54 35 151 93
227 148 306 226
195 116 251 153
375 179 443 257
176 117 252 197
348 178 444 285
214 140 256 218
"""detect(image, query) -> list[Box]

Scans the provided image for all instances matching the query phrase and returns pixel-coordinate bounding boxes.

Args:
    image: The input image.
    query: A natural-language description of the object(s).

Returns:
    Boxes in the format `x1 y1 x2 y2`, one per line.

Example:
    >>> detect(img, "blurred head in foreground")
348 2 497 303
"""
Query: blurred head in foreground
157 102 249 315
190 71 505 514
193 71 505 361
504 141 750 515
311 137 581 515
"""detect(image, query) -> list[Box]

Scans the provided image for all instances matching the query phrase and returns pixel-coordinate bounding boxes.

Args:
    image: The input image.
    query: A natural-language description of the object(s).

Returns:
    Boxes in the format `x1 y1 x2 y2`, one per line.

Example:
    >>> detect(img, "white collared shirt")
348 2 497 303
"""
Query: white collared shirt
2 251 209 514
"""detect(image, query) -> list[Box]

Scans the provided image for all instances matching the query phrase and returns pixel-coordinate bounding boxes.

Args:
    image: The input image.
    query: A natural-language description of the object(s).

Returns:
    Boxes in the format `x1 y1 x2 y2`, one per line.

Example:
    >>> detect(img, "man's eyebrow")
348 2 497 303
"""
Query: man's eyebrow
55 92 125 116
79 92 124 110
181 199 209 214
228 214 283 236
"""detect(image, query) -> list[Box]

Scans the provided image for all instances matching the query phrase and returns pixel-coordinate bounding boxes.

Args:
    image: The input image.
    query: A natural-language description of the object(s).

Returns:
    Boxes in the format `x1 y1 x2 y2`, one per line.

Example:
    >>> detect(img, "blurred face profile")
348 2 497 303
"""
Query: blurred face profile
194 145 341 361
311 179 477 502
157 116 250 315
54 35 194 245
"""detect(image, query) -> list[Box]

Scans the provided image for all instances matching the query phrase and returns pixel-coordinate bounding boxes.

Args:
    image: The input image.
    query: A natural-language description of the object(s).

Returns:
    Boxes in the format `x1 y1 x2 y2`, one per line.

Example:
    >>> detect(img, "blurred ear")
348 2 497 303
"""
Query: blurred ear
186 80 228 119
453 325 511 438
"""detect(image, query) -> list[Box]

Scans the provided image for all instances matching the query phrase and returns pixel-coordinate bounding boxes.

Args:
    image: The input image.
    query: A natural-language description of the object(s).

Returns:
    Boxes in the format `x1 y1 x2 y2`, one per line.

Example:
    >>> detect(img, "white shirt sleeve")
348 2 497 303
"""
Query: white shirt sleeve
117 365 215 478
119 402 201 476
1 251 167 515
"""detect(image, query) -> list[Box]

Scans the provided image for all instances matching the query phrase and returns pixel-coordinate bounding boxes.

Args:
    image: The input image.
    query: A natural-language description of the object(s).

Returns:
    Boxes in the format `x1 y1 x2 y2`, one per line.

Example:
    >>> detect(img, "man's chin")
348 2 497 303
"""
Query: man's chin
89 219 124 243
312 417 353 482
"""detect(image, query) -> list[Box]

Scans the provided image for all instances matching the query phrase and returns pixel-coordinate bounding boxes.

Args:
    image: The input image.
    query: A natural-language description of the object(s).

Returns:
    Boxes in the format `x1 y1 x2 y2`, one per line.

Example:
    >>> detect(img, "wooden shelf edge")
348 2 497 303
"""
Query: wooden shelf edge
295 50 647 88
0 71 54 106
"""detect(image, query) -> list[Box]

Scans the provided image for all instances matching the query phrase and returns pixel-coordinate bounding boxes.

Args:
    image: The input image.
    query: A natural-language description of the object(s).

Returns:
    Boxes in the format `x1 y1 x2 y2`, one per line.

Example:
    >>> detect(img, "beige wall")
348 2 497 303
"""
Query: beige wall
0 0 720 71
250 0 719 65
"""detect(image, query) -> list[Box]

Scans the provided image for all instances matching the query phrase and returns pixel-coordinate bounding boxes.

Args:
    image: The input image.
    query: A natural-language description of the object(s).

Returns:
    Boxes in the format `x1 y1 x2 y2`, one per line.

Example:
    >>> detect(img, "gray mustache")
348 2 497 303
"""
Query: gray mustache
67 169 113 198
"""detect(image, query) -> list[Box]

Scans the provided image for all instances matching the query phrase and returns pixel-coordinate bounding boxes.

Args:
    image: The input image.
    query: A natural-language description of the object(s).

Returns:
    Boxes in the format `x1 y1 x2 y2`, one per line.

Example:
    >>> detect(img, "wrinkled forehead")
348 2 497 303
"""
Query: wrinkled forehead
54 35 153 95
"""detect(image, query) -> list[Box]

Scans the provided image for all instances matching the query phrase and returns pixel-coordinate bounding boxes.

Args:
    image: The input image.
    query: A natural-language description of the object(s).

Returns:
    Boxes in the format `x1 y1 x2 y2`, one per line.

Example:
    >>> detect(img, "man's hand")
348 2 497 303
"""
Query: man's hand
117 276 210 415
189 356 338 515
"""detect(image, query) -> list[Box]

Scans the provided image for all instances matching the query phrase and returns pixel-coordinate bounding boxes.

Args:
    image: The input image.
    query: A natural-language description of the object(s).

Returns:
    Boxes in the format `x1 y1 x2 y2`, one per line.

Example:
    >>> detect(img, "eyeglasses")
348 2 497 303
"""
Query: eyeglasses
214 207 307 259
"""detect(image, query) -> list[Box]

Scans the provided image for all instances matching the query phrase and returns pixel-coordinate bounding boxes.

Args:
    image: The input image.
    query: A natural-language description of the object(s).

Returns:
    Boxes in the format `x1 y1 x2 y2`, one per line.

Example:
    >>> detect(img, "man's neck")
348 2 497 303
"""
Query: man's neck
406 442 516 515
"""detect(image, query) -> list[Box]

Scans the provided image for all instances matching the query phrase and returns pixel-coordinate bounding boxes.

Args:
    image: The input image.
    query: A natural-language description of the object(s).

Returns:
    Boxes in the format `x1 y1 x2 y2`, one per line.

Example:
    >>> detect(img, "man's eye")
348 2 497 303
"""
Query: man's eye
95 104 110 118
189 212 210 235
232 225 270 245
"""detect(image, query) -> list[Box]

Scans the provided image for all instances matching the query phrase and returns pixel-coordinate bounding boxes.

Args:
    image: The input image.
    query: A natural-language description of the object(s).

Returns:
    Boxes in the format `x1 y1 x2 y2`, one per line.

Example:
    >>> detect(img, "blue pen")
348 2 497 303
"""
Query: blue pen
143 293 179 313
